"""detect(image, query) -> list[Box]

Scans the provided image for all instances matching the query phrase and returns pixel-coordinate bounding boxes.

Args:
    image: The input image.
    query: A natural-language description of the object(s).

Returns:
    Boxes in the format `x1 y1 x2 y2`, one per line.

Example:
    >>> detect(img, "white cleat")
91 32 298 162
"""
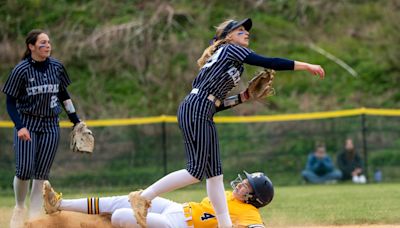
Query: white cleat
10 206 25 228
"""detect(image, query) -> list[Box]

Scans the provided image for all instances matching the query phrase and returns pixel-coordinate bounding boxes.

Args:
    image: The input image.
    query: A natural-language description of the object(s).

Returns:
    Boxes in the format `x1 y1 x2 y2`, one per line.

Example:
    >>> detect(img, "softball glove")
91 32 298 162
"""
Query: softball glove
246 68 275 100
70 121 94 154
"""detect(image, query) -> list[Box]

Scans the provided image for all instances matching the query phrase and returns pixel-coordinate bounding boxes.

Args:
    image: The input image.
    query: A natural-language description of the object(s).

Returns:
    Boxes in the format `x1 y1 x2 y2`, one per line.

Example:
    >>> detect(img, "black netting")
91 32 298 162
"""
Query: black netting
0 115 399 190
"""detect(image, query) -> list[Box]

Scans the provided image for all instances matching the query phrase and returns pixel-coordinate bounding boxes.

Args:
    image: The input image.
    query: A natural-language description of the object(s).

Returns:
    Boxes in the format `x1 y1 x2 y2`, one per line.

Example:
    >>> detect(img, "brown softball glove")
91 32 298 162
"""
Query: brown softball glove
246 68 275 100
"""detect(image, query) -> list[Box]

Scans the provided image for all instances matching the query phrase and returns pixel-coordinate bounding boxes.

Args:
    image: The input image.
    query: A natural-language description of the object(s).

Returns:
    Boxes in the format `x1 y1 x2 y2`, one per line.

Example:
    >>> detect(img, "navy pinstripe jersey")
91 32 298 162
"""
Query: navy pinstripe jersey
193 43 252 100
2 57 71 117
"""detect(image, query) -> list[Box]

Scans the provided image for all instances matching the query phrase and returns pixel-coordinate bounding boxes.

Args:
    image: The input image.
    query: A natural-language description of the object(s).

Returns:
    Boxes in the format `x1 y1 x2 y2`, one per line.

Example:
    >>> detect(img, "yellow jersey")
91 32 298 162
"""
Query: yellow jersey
187 191 264 228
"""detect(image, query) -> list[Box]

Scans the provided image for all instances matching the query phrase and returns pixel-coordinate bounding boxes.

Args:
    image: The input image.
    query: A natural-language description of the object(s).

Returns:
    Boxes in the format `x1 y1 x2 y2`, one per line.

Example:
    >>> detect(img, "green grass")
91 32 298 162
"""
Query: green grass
1 183 399 227
266 183 400 226
1 1 400 118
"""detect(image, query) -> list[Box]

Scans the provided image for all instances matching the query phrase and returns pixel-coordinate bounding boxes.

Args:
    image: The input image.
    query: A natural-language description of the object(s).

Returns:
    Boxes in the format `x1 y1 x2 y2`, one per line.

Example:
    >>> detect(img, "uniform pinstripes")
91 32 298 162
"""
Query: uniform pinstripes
193 44 252 100
3 56 71 180
14 127 59 180
179 93 221 180
34 131 60 179
2 57 71 117
178 44 251 180
19 114 59 132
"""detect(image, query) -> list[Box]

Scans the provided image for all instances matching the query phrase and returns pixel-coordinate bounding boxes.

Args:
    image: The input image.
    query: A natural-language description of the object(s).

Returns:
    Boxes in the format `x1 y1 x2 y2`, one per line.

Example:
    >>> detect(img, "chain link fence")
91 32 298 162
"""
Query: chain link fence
1 110 400 190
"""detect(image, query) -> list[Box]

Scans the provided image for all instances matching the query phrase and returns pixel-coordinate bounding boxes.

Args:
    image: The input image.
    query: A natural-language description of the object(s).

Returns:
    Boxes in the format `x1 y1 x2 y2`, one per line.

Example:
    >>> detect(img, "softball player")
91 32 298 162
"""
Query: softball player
130 17 325 228
43 171 273 228
2 29 81 227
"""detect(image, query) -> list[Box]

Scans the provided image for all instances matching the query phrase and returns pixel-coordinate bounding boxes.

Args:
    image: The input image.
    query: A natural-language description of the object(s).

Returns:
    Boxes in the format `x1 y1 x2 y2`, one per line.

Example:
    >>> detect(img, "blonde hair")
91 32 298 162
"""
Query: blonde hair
197 20 234 68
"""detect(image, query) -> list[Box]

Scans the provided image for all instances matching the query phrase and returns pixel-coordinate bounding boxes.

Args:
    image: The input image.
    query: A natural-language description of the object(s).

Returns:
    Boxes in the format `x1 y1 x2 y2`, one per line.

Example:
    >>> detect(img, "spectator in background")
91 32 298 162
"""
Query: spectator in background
337 138 367 184
301 143 342 184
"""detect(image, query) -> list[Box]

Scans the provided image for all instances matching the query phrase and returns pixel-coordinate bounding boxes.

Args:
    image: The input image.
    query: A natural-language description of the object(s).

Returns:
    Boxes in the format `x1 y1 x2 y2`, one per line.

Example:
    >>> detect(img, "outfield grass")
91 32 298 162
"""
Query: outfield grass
265 183 400 226
1 183 399 227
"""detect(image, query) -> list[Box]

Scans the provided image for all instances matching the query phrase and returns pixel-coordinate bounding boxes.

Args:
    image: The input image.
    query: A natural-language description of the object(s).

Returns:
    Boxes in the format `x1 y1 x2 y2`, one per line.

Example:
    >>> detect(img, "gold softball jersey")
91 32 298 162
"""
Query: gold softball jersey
185 191 264 227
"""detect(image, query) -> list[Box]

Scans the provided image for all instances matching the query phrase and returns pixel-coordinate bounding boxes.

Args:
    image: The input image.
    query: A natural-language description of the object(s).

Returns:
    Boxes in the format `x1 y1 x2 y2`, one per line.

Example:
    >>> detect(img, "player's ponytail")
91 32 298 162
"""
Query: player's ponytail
22 29 45 60
197 20 234 68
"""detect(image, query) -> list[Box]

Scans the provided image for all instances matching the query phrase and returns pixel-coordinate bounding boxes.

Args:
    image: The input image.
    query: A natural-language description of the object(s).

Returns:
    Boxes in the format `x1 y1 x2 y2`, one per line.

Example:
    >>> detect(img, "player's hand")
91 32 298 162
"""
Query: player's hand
307 64 325 79
18 128 31 141
352 168 362 176
240 90 250 103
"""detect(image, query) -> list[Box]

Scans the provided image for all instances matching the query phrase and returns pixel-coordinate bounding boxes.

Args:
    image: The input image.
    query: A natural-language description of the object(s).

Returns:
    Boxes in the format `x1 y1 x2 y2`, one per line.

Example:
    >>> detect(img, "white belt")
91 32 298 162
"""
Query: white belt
190 88 221 107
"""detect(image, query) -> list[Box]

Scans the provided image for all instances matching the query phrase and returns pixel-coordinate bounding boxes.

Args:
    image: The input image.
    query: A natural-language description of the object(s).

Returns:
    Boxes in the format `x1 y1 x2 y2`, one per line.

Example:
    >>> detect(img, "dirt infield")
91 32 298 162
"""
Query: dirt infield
25 211 113 228
24 211 399 228
284 226 399 228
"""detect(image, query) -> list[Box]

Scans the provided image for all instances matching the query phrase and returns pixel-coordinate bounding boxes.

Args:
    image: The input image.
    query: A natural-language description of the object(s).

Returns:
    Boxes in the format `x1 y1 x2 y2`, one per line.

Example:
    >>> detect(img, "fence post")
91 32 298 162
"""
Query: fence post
162 121 167 176
361 114 369 181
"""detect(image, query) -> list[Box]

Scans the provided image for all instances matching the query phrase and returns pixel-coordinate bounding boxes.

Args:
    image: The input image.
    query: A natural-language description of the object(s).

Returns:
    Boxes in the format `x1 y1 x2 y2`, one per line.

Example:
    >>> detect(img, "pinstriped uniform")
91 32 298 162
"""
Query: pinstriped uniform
178 44 252 180
2 57 71 180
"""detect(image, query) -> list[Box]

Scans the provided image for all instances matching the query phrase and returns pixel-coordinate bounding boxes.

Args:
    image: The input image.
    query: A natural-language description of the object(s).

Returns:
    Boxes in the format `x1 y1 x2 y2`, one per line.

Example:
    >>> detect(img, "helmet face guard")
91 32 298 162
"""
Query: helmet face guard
243 171 274 208
230 173 253 202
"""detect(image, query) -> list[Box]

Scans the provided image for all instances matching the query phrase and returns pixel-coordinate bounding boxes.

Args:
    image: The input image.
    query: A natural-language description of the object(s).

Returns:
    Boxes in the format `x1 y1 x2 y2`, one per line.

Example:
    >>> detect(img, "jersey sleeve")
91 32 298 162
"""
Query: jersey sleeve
2 65 26 98
243 52 295 70
59 64 71 89
226 44 253 63
51 58 71 90
6 95 24 130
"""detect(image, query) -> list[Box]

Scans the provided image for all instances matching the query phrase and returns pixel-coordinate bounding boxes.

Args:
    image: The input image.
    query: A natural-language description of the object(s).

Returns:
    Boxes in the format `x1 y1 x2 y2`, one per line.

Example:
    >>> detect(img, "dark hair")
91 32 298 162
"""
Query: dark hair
315 141 325 149
22 29 46 60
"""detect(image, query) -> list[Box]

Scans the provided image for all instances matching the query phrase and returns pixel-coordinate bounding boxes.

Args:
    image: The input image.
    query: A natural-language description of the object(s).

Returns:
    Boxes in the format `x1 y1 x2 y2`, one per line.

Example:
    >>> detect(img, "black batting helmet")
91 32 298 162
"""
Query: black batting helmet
244 171 274 208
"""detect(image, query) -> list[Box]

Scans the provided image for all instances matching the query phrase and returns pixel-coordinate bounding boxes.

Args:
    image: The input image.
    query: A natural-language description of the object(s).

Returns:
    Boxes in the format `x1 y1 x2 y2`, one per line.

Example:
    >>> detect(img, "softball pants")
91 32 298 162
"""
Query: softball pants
14 114 60 180
178 92 222 180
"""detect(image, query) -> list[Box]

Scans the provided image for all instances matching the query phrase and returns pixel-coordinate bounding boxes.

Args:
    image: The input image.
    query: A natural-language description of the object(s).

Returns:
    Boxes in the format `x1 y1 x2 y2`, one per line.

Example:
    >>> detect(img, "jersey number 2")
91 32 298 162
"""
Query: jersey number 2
50 96 58 108
200 213 215 221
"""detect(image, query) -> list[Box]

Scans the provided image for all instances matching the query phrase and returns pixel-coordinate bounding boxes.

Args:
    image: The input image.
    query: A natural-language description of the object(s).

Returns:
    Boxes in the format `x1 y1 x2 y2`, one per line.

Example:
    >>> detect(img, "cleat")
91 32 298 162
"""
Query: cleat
42 180 62 214
10 207 25 228
128 190 151 228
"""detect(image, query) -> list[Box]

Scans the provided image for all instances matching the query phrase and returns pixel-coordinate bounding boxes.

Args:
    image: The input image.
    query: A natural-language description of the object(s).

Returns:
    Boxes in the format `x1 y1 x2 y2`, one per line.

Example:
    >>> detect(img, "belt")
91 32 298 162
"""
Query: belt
183 203 194 228
190 88 221 107
20 111 54 118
